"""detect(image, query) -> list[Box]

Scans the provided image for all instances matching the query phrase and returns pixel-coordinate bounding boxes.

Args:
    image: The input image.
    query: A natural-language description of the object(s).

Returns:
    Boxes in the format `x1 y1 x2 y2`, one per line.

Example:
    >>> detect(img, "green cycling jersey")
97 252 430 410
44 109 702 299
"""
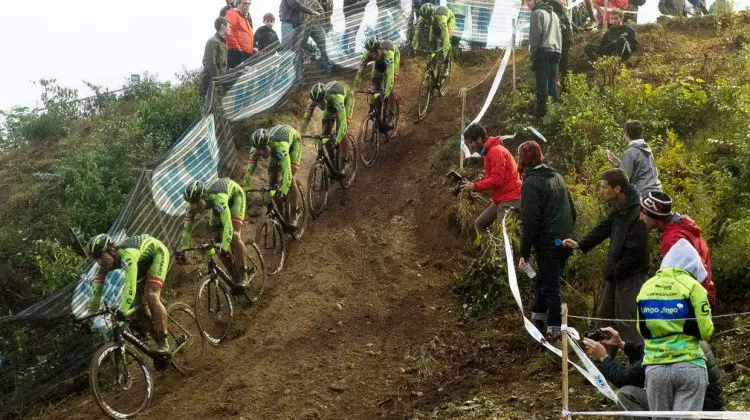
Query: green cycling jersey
179 178 246 253
354 41 401 99
244 124 302 195
431 6 455 58
300 80 354 145
88 234 171 315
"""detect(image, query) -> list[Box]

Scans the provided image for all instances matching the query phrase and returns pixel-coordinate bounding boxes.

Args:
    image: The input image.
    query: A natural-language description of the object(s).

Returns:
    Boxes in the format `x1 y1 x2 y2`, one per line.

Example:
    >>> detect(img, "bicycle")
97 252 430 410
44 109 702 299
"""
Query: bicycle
303 133 358 218
246 183 308 275
181 241 265 345
417 48 453 121
356 88 400 167
83 303 206 419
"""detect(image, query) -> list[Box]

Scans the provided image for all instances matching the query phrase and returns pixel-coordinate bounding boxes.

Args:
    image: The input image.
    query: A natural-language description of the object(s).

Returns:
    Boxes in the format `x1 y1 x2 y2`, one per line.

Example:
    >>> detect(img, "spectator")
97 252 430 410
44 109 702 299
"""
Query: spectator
582 326 724 419
460 123 522 233
659 0 685 16
542 0 572 89
201 17 231 99
607 120 660 196
343 0 368 54
220 0 234 17
687 0 710 14
640 191 717 305
225 0 256 68
593 0 629 25
585 9 638 62
562 169 649 356
517 140 576 338
254 13 280 51
625 0 646 23
637 239 714 416
526 0 562 118
280 0 332 73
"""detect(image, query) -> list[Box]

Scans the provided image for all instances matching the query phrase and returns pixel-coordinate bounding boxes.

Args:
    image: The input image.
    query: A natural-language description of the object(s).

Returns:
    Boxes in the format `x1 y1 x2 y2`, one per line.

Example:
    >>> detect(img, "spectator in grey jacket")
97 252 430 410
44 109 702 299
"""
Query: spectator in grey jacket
607 120 662 197
526 0 562 118
280 0 332 72
201 17 230 99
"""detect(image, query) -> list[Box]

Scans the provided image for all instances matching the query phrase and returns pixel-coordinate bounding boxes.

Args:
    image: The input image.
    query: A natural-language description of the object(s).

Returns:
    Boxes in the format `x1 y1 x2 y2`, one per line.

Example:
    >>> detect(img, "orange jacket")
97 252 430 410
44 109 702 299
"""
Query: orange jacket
225 8 254 53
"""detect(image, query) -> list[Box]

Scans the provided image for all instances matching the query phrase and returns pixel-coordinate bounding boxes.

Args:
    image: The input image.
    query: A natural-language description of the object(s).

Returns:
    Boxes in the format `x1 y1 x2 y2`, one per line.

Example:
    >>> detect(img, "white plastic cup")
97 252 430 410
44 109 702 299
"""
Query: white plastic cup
522 264 537 279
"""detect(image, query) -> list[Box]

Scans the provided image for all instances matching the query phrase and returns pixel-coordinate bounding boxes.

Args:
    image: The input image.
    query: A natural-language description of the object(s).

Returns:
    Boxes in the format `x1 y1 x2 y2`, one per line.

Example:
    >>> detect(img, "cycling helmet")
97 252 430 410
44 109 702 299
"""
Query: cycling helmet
420 3 434 16
183 180 206 203
310 83 326 103
88 234 113 258
251 128 269 150
364 36 380 52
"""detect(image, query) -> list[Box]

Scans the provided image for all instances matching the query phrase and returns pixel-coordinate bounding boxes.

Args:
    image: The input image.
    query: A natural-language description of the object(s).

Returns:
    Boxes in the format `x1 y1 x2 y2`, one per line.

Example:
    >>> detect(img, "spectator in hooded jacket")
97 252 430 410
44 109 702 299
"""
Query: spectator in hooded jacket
607 120 661 197
637 239 714 416
460 123 523 233
220 0 234 17
225 0 256 68
562 169 649 356
254 13 280 51
659 0 685 16
582 326 724 419
517 140 576 338
526 0 562 118
201 17 231 99
640 191 717 305
279 0 332 73
585 10 639 62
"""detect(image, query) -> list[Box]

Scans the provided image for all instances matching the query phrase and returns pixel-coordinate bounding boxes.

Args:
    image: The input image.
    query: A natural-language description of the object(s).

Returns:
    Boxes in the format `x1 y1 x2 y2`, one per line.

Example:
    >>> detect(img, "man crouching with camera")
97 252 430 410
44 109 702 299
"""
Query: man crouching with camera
583 327 724 418
460 123 522 234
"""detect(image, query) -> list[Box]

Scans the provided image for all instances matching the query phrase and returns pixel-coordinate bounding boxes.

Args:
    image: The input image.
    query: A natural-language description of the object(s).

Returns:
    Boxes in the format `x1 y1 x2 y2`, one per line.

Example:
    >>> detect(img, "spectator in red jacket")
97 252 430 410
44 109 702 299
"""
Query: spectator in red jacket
640 191 717 305
460 123 523 233
225 0 257 68
593 0 629 26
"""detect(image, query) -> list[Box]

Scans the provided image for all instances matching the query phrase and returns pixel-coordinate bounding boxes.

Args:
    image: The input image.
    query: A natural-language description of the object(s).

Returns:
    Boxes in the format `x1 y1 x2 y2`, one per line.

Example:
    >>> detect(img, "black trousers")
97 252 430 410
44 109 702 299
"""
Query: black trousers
532 50 561 118
228 49 251 68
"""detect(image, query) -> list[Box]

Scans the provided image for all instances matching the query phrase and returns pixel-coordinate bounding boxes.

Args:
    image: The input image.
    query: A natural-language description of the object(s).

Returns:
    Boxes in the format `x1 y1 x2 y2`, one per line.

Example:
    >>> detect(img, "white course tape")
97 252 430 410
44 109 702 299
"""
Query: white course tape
500 211 619 403
565 410 750 419
459 36 514 158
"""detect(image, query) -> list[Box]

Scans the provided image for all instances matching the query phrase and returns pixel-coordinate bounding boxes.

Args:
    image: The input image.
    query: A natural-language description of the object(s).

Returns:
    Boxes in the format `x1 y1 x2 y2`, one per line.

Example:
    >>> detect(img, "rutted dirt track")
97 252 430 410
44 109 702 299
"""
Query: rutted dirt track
46 52 501 419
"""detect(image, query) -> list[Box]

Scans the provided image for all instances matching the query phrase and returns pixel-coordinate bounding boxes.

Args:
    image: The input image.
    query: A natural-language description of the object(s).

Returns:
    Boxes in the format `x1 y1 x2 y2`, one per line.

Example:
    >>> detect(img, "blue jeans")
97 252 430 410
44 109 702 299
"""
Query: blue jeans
532 50 561 118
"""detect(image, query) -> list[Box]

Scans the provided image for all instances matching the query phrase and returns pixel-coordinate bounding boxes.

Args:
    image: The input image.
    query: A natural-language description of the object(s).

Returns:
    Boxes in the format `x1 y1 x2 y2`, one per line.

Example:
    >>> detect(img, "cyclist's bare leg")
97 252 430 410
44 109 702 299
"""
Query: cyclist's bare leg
133 292 156 342
290 177 301 219
231 225 247 281
143 282 168 346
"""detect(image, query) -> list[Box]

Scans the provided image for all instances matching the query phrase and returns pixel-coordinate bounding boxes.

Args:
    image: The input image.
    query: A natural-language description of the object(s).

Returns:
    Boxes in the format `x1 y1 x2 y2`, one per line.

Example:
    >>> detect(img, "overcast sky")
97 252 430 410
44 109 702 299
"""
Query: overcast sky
0 0 746 112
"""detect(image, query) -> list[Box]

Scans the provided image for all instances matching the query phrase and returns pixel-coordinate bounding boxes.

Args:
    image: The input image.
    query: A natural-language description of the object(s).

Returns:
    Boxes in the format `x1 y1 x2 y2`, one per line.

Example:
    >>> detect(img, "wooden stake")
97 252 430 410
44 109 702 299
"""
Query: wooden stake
459 89 466 168
561 303 570 420
603 0 609 29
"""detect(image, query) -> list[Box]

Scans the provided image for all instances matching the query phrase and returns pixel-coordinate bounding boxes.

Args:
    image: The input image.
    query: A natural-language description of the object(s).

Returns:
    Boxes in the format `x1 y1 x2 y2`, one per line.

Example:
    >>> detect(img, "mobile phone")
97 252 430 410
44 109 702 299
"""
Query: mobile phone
584 330 611 342
606 149 614 160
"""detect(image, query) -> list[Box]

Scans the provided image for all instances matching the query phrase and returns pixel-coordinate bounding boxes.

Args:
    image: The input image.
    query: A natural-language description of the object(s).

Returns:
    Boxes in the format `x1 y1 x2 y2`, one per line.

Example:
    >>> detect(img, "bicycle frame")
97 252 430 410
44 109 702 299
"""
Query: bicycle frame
357 89 388 134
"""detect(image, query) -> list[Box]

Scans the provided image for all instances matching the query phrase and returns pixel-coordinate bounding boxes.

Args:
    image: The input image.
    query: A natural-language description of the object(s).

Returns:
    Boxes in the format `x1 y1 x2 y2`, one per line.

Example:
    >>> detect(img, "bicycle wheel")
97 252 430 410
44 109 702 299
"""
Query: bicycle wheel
417 68 432 121
341 134 358 188
358 114 379 167
89 343 153 419
255 217 285 275
307 161 328 218
242 241 266 301
439 55 452 97
195 275 234 345
167 302 206 374
291 183 308 241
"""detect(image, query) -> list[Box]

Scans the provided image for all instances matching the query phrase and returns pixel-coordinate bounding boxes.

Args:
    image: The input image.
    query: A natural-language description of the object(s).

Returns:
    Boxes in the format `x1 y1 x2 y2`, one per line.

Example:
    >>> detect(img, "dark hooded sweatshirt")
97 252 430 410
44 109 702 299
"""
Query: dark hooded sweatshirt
620 139 662 197
578 186 650 282
520 165 576 259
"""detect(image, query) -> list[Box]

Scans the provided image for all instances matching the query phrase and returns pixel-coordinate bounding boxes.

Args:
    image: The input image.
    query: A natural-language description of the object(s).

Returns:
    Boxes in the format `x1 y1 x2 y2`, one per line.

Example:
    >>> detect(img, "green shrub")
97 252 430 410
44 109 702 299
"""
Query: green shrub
32 239 81 296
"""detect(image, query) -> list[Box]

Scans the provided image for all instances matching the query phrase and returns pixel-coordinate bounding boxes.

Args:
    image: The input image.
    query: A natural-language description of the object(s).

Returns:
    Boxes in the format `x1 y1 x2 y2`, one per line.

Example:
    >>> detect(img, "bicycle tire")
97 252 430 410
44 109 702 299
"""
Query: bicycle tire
242 241 266 300
358 114 379 167
340 135 358 188
167 302 207 374
307 161 328 218
439 55 452 97
89 343 153 419
417 68 432 121
291 183 308 240
255 217 285 275
195 276 234 345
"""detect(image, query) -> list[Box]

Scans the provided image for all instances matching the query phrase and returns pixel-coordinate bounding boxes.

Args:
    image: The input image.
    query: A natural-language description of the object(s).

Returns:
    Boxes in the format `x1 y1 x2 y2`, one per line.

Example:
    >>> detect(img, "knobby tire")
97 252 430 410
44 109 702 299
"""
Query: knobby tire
167 302 207 374
255 217 285 275
417 68 432 121
242 240 266 301
291 183 309 241
359 113 379 167
195 277 234 345
340 135 358 188
89 343 153 419
307 161 328 218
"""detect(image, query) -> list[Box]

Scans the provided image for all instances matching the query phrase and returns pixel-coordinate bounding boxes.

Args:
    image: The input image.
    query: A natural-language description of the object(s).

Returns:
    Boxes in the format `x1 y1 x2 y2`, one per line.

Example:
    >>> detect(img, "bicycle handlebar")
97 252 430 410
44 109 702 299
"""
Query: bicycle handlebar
355 88 384 95
180 243 220 253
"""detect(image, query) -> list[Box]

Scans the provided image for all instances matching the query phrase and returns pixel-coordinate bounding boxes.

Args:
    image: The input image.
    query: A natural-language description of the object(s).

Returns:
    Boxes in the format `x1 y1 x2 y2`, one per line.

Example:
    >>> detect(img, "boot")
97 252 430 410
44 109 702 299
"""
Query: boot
155 332 171 356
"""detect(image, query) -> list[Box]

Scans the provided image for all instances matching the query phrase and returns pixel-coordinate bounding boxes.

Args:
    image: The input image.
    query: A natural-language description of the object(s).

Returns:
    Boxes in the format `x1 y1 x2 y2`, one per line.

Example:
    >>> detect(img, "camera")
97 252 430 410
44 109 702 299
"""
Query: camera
445 170 466 196
583 330 610 342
